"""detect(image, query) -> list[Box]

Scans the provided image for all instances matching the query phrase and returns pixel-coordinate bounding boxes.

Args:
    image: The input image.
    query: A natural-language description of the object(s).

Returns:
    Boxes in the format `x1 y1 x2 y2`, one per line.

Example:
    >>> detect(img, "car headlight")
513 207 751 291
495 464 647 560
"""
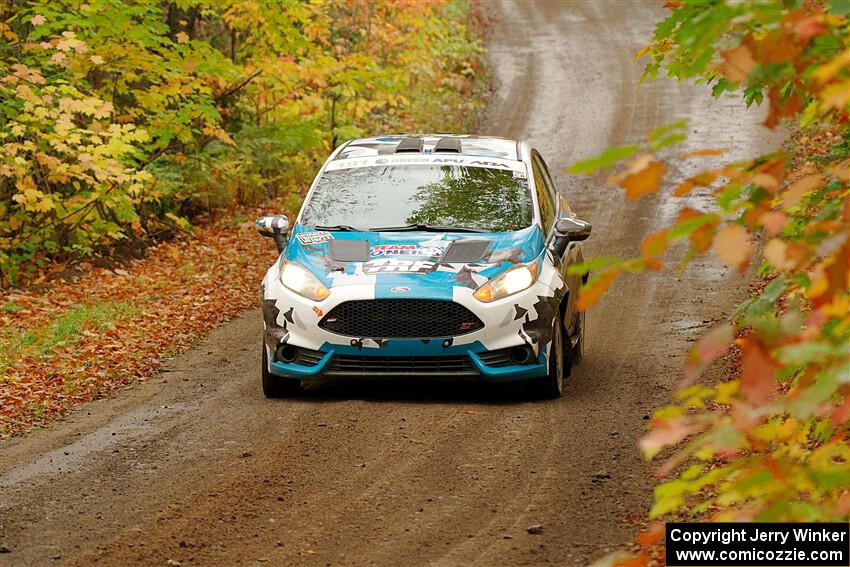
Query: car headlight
279 261 330 301
473 260 539 302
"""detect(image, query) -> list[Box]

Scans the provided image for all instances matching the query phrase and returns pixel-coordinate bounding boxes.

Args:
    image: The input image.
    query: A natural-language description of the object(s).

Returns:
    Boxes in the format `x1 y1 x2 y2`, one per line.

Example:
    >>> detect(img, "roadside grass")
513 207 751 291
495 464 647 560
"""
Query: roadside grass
0 301 140 378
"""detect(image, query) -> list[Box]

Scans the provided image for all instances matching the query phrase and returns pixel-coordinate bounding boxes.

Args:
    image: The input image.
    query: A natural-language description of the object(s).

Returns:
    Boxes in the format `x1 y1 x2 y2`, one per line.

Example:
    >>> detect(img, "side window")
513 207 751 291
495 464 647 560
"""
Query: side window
536 153 572 216
531 156 555 230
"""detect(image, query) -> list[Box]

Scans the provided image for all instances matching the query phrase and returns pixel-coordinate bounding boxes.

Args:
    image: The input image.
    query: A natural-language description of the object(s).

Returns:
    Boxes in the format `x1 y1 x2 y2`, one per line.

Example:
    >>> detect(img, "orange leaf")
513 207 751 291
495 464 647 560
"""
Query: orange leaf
577 269 622 311
677 208 719 253
764 87 804 129
718 44 756 83
782 174 823 209
740 337 776 405
674 170 718 197
677 207 702 223
759 211 788 236
795 16 829 42
744 203 772 229
827 158 850 182
764 239 809 271
618 160 667 200
831 397 850 427
615 555 648 567
681 148 726 159
693 323 735 364
712 225 754 271
639 417 702 459
751 173 780 192
636 525 665 547
755 29 800 65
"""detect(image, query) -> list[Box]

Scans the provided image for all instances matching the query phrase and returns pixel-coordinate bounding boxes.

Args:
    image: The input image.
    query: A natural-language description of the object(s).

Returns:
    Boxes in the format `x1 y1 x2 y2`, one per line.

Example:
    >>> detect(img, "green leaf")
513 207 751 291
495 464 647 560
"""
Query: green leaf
648 120 687 141
827 0 850 15
775 342 838 366
566 256 624 275
650 132 687 150
567 145 641 175
668 213 717 240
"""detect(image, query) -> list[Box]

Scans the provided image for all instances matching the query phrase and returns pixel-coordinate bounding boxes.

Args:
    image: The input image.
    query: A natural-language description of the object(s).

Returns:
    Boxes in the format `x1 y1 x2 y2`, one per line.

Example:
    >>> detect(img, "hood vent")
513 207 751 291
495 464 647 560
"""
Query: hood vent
328 239 370 262
441 239 492 263
433 137 462 153
394 137 424 153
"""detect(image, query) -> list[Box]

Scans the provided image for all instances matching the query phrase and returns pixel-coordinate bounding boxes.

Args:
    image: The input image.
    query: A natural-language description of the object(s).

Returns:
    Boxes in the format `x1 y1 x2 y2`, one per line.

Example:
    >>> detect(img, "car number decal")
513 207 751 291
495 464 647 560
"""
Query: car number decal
296 231 334 245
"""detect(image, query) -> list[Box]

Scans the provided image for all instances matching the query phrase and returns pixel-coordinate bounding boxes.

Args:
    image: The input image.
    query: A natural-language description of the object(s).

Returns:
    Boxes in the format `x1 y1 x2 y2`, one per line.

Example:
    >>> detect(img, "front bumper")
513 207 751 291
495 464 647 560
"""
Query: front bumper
262 270 560 382
267 340 550 381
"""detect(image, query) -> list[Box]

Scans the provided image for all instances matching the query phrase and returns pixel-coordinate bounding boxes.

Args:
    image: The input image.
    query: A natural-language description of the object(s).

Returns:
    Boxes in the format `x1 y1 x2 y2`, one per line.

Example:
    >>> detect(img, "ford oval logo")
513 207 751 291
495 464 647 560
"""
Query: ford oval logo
390 286 411 293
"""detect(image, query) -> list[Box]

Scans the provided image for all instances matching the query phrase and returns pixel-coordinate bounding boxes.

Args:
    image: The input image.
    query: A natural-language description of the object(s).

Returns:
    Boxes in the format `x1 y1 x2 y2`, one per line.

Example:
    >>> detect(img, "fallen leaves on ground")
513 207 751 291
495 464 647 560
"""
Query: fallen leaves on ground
0 207 281 438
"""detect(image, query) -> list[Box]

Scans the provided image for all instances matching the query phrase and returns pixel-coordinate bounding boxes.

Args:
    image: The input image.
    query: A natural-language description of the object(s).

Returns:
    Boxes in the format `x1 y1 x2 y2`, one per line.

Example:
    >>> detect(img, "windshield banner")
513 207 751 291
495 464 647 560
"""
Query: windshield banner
324 154 526 173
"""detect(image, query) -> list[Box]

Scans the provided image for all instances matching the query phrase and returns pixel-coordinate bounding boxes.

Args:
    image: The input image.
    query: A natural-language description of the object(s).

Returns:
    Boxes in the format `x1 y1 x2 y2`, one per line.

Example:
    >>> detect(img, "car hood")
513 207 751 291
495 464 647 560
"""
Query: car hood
284 225 545 298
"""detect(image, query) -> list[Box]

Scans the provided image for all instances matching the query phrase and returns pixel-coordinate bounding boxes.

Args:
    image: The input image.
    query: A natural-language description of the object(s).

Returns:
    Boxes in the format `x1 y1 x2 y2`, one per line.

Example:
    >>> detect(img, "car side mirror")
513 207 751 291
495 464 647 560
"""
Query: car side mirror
255 216 290 253
555 217 592 241
551 217 592 256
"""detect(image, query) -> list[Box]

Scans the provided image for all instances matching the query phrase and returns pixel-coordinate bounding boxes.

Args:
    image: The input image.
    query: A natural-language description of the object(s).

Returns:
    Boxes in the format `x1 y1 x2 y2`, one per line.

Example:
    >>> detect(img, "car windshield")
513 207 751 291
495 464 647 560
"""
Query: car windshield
299 164 533 232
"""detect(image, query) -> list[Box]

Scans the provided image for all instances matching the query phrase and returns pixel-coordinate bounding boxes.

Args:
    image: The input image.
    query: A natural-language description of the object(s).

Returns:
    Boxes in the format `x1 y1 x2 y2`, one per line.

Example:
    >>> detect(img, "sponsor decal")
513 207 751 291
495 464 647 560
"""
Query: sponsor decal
296 231 334 245
390 286 411 293
370 244 444 257
312 306 323 317
364 259 435 274
325 154 524 173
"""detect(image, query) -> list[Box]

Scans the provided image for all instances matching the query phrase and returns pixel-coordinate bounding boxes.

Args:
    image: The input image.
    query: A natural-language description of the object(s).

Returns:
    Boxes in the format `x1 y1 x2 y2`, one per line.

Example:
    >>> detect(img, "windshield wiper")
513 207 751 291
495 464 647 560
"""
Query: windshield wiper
312 224 364 232
369 223 485 233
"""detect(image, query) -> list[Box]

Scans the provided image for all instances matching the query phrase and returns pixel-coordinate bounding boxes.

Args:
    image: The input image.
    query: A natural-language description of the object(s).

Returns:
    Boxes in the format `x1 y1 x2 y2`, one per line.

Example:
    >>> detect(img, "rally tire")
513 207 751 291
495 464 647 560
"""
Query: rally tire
262 346 302 398
527 317 566 399
571 309 585 364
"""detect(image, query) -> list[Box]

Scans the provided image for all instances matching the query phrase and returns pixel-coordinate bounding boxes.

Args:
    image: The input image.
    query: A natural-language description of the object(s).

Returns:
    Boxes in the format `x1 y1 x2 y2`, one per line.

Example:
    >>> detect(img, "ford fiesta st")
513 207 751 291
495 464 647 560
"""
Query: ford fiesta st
256 135 591 399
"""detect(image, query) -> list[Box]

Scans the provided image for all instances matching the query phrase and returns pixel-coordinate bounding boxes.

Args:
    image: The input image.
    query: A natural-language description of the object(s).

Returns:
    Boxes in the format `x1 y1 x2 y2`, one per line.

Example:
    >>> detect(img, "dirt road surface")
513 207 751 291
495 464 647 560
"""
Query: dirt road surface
1 2 781 566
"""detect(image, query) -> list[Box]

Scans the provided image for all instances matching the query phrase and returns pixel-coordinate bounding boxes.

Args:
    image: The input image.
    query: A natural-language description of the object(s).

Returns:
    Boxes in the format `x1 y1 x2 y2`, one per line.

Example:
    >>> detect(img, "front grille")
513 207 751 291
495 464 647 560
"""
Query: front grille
326 354 477 376
318 299 484 338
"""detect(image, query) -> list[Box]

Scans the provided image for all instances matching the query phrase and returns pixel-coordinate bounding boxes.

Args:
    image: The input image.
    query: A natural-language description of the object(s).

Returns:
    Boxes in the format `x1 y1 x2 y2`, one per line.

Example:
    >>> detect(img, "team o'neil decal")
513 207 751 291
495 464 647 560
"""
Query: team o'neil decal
370 244 443 257
296 231 334 245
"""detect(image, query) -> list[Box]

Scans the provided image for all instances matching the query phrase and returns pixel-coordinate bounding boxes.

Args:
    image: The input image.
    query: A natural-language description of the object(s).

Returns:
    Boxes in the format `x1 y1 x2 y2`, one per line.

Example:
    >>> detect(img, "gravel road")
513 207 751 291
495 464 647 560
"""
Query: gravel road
0 2 781 566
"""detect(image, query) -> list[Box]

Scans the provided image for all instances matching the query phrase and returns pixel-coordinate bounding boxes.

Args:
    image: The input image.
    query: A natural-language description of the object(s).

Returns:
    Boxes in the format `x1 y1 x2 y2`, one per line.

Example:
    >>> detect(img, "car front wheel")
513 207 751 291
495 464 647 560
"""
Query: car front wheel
262 345 302 398
571 309 585 363
527 317 566 399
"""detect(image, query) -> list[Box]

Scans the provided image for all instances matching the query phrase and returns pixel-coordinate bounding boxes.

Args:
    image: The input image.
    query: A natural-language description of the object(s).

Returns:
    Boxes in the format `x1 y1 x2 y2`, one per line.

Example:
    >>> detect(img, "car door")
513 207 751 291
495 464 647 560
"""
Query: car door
532 151 584 331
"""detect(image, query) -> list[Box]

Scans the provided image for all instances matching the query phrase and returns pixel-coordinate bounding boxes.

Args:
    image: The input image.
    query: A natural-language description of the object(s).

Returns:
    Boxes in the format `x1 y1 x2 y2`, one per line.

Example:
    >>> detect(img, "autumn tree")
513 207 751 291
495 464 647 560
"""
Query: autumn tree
570 2 850 561
0 0 485 286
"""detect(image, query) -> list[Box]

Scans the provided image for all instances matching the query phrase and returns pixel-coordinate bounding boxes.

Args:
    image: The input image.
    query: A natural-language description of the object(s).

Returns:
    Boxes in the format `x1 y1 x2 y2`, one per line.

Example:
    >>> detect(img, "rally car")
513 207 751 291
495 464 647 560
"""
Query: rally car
256 135 591 398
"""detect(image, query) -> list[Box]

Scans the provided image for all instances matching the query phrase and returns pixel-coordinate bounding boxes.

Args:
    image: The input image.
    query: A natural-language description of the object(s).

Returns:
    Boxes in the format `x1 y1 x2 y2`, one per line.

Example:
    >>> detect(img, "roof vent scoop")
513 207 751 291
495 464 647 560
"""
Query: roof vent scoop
394 137 424 153
433 137 462 153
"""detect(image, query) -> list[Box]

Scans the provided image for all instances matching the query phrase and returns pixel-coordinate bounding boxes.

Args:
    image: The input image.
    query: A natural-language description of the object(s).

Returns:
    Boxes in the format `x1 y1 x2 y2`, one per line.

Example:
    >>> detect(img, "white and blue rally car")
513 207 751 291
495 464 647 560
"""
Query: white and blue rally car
256 135 591 398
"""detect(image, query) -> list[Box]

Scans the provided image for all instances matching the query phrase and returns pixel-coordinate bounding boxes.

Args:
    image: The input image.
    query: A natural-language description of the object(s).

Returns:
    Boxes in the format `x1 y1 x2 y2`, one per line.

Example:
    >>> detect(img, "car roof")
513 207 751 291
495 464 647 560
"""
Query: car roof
334 134 522 161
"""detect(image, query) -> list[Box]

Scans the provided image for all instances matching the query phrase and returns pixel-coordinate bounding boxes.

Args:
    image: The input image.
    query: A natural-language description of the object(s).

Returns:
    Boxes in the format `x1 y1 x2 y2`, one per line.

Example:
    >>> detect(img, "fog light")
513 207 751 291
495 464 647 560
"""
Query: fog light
510 346 534 365
275 344 299 364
